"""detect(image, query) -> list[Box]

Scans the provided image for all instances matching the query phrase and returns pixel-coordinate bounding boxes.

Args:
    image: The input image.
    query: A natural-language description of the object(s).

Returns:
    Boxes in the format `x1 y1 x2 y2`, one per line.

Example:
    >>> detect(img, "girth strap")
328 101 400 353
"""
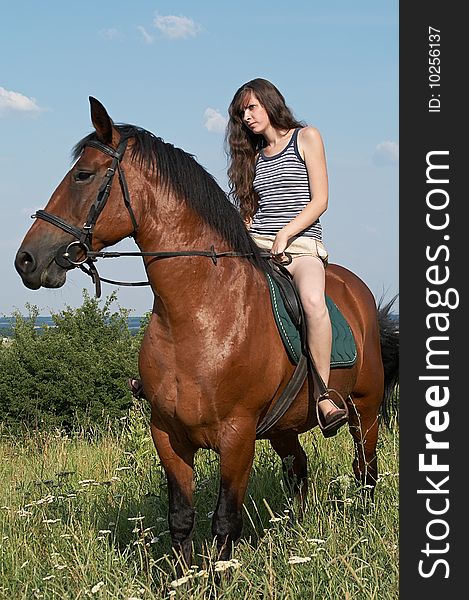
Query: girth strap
255 354 307 437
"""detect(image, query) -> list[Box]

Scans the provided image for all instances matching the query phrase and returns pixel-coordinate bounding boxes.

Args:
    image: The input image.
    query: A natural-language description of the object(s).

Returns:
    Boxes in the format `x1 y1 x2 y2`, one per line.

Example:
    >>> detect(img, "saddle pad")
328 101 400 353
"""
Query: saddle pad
266 273 357 368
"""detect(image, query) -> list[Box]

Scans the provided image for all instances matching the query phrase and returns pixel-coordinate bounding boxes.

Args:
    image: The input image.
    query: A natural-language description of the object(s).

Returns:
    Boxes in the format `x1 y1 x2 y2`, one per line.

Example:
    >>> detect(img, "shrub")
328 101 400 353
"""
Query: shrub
0 290 143 431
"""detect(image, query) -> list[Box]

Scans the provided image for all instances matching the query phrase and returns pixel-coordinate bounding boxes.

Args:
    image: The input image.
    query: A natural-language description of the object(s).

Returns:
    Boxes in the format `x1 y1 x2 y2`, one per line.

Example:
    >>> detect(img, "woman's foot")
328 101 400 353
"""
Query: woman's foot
127 378 146 400
317 392 348 438
319 398 345 422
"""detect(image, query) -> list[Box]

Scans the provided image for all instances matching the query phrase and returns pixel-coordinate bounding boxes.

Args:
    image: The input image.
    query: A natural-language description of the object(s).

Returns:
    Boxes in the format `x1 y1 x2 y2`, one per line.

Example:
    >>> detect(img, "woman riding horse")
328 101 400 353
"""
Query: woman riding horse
15 97 399 572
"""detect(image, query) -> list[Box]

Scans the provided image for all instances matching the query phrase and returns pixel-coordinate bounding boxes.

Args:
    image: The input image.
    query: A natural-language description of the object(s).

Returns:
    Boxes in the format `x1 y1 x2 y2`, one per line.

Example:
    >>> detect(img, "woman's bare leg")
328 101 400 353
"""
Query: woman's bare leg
285 256 338 418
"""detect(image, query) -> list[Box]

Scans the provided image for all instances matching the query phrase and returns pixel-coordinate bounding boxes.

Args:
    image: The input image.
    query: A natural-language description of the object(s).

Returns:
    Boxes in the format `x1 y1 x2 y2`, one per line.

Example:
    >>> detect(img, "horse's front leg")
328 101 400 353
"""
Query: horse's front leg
150 422 196 574
212 418 257 561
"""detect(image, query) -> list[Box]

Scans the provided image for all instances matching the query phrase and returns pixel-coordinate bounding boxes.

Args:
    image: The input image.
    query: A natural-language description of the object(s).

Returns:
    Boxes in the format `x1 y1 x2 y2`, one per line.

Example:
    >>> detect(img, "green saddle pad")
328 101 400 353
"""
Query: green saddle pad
266 273 357 367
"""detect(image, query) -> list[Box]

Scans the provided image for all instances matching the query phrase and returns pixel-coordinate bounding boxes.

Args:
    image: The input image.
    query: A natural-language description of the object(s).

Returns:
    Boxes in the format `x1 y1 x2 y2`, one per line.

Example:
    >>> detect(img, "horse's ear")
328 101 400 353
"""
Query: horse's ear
89 97 118 145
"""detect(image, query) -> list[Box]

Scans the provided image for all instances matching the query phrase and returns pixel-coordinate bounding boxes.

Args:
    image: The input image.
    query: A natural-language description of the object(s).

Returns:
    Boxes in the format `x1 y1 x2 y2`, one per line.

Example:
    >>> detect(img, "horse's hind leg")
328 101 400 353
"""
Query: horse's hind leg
150 422 196 574
269 433 308 520
212 420 257 561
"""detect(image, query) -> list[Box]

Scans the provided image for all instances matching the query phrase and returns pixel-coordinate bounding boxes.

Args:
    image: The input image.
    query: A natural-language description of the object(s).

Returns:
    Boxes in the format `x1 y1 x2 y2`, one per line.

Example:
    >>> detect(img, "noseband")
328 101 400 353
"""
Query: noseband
33 138 141 295
33 138 282 297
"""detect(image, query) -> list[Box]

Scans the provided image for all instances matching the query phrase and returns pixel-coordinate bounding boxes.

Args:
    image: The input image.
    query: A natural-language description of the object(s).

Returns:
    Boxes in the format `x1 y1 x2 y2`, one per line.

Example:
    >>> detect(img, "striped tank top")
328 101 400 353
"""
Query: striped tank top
250 128 322 240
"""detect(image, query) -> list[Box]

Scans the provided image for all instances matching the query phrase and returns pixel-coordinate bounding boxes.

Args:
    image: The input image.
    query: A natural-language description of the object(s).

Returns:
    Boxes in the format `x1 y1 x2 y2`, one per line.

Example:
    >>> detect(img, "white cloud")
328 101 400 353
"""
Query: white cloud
153 13 202 39
99 28 121 40
137 25 154 44
373 141 399 166
204 108 227 134
0 87 42 115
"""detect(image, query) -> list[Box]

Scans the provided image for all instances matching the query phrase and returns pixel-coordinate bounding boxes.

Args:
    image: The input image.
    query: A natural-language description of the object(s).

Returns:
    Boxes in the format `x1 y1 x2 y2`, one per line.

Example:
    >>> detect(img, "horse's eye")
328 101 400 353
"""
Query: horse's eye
74 171 94 182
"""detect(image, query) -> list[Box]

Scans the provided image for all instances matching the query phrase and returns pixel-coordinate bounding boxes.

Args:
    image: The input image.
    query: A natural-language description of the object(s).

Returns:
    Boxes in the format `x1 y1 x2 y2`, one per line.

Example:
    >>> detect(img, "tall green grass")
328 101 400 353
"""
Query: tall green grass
0 405 398 599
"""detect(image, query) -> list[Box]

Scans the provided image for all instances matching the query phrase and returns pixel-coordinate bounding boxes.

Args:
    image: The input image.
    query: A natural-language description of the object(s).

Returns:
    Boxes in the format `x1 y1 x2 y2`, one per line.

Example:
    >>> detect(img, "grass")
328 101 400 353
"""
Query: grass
0 404 398 599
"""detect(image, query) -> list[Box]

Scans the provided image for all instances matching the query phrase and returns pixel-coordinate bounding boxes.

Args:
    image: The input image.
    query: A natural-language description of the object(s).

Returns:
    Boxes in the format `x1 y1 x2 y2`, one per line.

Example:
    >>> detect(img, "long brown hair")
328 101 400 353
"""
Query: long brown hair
225 78 305 221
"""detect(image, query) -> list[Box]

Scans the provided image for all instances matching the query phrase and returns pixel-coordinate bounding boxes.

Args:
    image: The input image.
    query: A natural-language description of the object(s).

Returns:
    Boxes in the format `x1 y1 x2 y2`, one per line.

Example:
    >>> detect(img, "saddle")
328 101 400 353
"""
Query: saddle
271 262 303 330
255 262 354 438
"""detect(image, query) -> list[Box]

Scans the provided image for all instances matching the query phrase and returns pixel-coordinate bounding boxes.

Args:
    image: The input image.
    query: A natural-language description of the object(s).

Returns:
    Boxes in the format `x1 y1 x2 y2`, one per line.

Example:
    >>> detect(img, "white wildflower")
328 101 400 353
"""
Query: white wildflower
43 518 61 524
170 575 192 588
214 558 241 572
288 555 312 565
91 581 105 593
29 494 55 506
42 575 55 580
195 569 208 578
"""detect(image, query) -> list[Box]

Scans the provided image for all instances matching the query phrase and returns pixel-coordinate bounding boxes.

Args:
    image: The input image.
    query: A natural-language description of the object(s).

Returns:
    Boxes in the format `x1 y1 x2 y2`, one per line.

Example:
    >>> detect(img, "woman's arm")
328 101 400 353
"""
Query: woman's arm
271 126 329 255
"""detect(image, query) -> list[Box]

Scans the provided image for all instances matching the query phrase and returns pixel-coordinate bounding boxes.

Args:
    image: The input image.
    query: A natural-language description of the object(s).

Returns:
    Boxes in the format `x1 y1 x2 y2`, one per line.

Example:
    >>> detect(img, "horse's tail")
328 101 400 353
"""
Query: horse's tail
377 294 399 428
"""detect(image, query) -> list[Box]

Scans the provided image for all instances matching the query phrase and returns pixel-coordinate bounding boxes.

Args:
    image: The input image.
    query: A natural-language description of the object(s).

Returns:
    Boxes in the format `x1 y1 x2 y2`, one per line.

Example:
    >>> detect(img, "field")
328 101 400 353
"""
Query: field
0 405 398 599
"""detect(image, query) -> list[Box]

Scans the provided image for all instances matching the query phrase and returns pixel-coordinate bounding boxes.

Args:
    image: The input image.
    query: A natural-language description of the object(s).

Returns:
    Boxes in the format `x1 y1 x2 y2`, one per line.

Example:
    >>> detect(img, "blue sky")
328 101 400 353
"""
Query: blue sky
1 0 398 316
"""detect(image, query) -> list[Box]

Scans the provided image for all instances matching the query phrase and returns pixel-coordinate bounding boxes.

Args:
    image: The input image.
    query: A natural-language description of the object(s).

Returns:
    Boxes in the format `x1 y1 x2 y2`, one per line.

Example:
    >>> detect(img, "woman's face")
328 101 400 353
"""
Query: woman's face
240 92 270 134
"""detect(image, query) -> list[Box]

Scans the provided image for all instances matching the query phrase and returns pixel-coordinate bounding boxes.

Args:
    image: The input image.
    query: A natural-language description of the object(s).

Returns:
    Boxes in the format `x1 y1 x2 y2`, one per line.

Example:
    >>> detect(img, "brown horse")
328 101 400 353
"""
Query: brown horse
15 98 398 569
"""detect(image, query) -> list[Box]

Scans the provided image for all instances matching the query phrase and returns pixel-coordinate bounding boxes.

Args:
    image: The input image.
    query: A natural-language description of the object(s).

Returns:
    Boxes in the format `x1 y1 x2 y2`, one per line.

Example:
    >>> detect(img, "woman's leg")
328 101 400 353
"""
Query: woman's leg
285 256 339 419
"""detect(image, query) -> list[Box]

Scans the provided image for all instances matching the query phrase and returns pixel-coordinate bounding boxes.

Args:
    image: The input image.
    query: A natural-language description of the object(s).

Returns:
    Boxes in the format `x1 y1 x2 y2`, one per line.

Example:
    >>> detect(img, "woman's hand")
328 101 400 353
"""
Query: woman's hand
271 229 290 257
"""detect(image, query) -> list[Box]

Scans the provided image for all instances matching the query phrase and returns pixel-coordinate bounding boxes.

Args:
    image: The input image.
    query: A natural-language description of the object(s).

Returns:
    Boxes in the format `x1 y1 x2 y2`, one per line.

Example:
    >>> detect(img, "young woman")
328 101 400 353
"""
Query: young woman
226 77 347 437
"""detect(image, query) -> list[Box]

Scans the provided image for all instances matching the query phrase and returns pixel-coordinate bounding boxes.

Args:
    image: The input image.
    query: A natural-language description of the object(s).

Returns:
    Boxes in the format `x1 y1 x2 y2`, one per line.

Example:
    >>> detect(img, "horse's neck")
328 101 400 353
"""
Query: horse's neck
135 196 231 297
132 184 263 319
136 198 221 254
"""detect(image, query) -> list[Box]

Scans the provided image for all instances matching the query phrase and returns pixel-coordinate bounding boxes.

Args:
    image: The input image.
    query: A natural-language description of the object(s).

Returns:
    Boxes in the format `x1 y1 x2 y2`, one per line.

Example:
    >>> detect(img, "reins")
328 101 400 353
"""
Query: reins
77 247 276 298
33 137 288 297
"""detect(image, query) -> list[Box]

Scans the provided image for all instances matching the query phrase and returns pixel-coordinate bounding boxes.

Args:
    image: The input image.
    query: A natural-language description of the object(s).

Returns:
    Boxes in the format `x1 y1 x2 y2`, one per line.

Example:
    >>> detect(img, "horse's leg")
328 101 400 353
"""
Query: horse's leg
150 422 196 573
269 433 308 520
347 394 380 500
212 422 257 561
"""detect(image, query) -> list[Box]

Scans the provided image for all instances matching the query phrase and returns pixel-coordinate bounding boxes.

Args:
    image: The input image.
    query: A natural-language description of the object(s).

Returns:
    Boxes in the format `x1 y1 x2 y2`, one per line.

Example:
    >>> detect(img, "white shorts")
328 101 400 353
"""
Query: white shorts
251 234 329 267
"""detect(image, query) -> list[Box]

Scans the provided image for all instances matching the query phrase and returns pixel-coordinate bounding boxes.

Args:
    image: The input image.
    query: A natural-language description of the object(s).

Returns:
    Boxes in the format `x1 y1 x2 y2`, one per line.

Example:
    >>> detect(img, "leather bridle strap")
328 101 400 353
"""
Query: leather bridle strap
78 139 136 246
34 138 135 249
34 210 83 239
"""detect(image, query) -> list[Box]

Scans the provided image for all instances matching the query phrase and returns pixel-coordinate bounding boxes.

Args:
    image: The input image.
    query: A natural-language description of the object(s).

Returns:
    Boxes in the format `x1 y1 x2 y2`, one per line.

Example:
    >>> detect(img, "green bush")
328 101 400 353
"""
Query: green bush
0 290 144 431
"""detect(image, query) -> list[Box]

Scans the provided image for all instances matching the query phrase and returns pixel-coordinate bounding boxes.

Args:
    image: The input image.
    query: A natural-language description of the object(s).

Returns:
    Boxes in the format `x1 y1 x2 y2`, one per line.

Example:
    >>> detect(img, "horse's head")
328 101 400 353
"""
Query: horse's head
15 98 137 290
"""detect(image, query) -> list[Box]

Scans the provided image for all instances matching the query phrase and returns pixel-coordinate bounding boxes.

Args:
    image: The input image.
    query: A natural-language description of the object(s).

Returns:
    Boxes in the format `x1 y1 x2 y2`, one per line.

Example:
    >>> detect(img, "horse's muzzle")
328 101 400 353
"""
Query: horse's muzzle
14 245 68 289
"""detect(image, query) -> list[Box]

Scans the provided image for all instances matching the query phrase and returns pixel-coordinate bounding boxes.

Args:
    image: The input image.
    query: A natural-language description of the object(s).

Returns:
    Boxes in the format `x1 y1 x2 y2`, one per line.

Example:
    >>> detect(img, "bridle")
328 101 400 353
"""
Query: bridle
34 138 139 297
33 137 282 297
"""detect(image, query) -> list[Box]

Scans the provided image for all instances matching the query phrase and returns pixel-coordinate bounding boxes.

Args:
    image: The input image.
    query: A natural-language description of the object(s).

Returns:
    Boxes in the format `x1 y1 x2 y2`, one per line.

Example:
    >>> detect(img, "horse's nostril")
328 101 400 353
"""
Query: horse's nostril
15 250 37 274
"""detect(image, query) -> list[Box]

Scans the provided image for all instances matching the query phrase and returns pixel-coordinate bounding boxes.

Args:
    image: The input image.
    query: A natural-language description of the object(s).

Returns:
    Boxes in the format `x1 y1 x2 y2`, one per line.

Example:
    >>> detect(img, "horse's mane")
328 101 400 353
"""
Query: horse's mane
73 124 269 273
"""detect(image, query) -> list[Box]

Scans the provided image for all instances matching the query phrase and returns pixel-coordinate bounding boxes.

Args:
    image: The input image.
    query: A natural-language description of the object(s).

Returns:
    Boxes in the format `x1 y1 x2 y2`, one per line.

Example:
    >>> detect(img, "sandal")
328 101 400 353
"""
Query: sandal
316 389 349 438
127 378 146 400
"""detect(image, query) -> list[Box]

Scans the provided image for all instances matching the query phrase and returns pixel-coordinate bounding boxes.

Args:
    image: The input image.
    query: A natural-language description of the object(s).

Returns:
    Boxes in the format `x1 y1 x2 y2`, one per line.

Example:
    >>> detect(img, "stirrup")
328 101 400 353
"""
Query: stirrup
316 388 349 438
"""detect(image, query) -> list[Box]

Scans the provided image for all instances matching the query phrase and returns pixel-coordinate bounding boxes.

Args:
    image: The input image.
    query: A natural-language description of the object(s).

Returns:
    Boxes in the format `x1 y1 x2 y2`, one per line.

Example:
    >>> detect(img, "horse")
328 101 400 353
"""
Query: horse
15 97 399 571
